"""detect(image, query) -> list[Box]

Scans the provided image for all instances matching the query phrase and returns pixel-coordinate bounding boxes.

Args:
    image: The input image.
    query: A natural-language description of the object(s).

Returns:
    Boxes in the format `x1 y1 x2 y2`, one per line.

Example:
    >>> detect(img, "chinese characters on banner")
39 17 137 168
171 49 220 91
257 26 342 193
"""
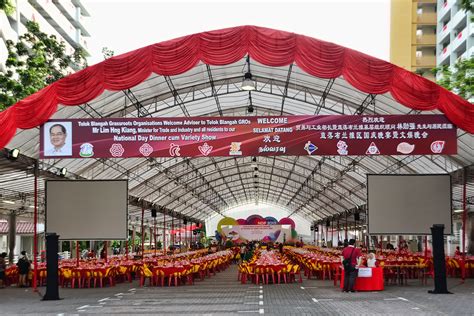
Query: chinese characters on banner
39 115 457 159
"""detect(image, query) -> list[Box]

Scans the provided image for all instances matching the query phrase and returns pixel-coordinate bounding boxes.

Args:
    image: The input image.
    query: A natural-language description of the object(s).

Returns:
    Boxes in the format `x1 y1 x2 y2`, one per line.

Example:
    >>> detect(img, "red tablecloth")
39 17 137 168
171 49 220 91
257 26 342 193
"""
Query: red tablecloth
340 267 384 291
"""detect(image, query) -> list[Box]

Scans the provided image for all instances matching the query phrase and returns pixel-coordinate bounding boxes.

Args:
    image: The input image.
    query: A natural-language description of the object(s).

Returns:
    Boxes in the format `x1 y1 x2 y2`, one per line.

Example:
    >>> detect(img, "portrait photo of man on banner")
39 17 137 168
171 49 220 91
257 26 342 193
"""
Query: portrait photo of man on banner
43 122 72 157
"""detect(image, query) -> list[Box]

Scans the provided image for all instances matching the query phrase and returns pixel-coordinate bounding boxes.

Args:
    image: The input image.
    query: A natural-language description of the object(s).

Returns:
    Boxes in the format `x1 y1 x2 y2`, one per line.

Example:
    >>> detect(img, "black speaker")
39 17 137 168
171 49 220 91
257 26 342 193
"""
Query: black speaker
183 219 187 225
43 233 60 301
429 224 451 294
151 209 157 218
326 219 330 227
310 225 314 231
315 226 319 232
354 213 360 221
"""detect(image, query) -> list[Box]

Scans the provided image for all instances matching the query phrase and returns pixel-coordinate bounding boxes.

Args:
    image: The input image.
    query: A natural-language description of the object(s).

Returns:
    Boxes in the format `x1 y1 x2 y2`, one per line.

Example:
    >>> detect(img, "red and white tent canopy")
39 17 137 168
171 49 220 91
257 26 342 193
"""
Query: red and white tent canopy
0 26 472 225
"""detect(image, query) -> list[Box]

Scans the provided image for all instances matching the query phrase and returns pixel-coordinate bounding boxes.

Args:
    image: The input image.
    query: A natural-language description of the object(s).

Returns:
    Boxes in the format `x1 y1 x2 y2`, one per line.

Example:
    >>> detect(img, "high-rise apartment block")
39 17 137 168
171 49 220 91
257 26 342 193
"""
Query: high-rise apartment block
0 0 91 72
390 0 437 80
436 0 473 68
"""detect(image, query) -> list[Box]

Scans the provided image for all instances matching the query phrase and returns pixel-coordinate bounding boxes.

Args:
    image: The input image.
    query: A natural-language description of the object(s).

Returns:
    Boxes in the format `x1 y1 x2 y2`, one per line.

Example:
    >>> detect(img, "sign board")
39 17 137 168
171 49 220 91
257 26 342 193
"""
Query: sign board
40 115 456 158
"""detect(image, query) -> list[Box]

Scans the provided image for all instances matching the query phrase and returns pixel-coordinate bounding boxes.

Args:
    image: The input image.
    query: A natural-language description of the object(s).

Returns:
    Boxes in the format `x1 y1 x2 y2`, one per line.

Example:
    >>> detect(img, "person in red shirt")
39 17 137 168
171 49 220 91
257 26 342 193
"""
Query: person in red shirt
341 239 361 292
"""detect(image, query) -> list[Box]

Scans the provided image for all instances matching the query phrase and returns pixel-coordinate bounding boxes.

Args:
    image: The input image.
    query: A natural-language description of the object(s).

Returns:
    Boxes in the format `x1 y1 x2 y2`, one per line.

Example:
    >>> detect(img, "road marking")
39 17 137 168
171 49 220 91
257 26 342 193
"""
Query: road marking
312 298 318 303
99 302 106 305
259 301 263 306
128 288 136 291
98 297 110 302
259 290 263 294
398 297 409 301
412 307 420 310
259 309 264 314
300 286 305 289
259 295 263 299
77 305 89 310
259 286 263 289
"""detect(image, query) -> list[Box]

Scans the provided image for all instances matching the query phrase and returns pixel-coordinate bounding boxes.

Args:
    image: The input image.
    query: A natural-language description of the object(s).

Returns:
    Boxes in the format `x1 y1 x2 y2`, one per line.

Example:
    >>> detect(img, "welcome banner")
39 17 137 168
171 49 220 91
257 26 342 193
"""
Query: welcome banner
221 225 293 243
39 115 456 158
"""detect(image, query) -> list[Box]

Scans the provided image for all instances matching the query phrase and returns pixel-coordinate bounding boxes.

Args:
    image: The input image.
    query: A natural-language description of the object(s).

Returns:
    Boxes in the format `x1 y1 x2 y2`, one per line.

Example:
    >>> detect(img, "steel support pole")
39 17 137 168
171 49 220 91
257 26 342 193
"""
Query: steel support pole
462 167 467 280
76 241 79 266
33 160 38 291
141 207 144 256
163 210 166 255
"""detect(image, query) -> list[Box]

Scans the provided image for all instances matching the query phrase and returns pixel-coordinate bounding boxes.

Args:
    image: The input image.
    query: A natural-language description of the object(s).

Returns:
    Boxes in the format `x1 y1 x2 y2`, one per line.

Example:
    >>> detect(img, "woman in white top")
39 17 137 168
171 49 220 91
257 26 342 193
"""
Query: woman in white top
367 252 377 268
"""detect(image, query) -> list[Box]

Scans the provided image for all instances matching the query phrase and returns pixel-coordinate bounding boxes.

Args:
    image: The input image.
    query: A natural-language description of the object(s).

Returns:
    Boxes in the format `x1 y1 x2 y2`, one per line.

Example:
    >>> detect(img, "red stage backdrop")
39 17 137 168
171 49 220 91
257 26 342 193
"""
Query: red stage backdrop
39 115 456 158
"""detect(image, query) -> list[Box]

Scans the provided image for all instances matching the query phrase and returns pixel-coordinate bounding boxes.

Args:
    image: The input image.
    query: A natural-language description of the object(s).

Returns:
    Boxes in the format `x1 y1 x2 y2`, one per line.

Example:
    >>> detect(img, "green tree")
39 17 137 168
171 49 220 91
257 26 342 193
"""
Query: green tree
433 57 474 101
460 0 473 13
0 0 15 15
102 47 115 60
0 21 87 110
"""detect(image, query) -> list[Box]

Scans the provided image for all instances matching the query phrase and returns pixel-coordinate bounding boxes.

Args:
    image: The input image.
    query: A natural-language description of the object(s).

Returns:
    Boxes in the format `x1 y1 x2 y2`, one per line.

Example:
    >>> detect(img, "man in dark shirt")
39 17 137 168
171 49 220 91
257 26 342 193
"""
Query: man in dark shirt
341 239 361 292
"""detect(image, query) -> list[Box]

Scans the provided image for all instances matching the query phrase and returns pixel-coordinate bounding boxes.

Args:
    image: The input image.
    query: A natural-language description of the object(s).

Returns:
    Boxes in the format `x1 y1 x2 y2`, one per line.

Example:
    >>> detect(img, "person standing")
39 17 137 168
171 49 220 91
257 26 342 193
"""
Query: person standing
240 244 246 263
0 252 7 288
341 239 361 292
17 251 31 287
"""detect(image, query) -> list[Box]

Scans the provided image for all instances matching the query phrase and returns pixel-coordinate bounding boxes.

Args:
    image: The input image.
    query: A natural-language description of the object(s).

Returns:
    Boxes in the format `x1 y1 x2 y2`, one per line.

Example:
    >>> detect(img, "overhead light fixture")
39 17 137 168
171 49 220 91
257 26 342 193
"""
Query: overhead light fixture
241 55 256 91
7 148 20 160
58 167 67 177
247 104 254 113
2 200 15 204
242 72 256 91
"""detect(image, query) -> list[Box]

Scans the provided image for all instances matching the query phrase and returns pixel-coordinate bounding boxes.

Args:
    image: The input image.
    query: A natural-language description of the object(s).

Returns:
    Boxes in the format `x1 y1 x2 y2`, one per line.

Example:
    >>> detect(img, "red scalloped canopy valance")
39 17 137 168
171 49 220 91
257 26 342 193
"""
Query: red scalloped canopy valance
0 25 472 149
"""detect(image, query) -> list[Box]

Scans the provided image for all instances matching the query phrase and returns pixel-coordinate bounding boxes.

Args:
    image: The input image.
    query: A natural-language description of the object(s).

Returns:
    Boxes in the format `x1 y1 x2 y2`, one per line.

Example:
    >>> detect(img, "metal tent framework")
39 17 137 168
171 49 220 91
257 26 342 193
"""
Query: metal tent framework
0 31 472 235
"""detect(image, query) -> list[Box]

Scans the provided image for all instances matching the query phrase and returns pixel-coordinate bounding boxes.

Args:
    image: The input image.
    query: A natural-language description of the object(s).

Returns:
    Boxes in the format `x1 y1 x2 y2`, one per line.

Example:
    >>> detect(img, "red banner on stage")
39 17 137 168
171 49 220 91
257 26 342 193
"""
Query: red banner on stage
39 115 456 158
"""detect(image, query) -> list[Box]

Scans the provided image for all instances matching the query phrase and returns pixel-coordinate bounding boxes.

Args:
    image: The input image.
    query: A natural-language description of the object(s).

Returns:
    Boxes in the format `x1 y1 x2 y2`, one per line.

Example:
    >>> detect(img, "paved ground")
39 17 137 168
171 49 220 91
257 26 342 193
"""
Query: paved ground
0 265 473 315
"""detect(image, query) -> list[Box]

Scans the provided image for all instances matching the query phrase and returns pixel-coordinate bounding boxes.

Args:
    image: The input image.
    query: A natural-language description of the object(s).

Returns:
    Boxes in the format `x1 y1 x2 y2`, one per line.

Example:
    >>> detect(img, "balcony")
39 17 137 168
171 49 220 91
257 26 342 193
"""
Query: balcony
29 0 77 43
437 0 453 21
451 7 468 30
0 39 7 72
52 0 76 21
452 27 467 53
438 21 451 43
438 44 451 65
0 10 17 42
416 13 437 25
456 51 468 62
415 55 436 67
416 34 436 46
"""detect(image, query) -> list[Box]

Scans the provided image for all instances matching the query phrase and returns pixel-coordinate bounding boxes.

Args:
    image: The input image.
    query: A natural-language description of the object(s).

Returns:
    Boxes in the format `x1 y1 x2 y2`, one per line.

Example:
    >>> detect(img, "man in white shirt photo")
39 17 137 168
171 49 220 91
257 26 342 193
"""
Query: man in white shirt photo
45 123 72 156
